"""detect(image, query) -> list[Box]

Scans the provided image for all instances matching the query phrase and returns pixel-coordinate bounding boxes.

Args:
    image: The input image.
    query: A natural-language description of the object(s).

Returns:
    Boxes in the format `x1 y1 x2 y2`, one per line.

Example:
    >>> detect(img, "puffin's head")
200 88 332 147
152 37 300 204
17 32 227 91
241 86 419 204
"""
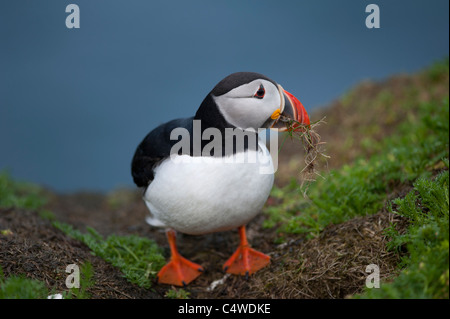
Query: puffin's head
206 72 310 131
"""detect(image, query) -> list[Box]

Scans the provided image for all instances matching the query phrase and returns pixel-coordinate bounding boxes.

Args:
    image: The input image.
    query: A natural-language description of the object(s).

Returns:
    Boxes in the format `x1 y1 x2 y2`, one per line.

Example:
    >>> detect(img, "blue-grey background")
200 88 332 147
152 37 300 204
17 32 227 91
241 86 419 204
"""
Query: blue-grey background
0 1 448 193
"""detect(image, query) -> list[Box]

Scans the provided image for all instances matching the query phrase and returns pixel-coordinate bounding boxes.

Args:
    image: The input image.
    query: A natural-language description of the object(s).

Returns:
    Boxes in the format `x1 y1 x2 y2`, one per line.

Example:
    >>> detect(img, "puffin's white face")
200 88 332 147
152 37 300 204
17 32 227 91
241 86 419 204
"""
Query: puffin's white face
212 79 282 130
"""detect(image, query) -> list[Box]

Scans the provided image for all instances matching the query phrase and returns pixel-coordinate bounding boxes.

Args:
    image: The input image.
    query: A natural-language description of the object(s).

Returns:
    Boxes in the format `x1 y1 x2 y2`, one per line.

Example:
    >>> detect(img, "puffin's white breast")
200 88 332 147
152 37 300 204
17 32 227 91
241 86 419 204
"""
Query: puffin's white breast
143 140 274 235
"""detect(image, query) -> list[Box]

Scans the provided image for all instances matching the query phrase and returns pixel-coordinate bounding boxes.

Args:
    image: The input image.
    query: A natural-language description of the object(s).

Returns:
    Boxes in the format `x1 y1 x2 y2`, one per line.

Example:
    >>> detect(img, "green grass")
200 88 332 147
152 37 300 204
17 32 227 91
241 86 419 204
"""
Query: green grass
165 288 191 299
358 168 449 298
53 222 165 289
0 262 97 299
66 261 96 299
265 96 449 239
0 172 46 211
0 267 49 299
426 57 449 83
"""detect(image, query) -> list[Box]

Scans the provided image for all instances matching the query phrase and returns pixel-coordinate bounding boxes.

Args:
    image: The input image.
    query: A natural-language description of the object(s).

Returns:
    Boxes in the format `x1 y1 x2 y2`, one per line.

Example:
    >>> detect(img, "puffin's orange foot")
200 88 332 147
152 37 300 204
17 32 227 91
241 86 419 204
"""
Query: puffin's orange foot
223 245 270 276
223 226 270 277
157 255 203 286
157 229 203 286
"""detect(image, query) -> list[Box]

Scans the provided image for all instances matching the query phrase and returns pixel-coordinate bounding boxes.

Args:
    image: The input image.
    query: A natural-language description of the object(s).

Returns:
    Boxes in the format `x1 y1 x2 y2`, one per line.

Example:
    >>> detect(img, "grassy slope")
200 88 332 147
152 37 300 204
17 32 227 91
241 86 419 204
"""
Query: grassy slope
265 58 449 298
359 168 449 298
266 97 449 237
1 58 449 298
0 173 165 297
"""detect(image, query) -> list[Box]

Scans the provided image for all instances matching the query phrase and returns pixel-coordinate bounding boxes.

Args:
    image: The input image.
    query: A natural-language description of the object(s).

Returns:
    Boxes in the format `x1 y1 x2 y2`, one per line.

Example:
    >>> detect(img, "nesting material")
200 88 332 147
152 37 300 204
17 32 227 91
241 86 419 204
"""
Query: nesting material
278 115 330 196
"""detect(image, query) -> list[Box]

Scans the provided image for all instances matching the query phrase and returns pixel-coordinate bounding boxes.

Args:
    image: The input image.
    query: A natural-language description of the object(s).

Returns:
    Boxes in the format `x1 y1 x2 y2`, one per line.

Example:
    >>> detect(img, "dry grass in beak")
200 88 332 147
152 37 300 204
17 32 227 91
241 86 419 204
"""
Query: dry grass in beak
278 116 330 197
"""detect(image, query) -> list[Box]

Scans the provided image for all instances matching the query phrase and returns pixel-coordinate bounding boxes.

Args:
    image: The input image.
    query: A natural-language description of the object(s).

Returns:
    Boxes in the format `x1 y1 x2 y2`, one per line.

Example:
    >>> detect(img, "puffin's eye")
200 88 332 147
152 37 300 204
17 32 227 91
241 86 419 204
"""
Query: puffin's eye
254 84 265 99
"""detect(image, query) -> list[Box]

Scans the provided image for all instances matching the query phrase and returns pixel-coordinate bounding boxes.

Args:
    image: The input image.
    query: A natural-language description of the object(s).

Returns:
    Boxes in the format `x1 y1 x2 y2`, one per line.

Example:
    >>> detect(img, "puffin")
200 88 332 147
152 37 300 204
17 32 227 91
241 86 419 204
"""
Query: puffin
131 72 310 286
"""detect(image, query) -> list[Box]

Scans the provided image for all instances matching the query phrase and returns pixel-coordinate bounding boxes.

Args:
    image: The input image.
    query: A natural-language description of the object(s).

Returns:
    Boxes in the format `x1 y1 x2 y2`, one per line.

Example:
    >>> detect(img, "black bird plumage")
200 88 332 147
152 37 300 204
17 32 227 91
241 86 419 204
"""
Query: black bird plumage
131 72 274 188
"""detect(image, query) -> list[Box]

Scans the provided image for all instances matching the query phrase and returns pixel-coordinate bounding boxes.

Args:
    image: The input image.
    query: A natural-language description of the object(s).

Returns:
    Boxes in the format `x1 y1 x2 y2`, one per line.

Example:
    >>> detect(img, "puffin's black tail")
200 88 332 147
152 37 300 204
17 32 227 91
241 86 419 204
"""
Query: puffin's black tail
131 117 195 188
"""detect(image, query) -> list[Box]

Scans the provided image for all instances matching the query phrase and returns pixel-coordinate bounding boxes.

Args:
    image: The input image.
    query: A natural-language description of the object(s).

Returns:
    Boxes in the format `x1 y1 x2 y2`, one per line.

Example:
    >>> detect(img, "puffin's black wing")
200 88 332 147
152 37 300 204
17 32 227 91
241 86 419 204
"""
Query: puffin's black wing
131 117 194 187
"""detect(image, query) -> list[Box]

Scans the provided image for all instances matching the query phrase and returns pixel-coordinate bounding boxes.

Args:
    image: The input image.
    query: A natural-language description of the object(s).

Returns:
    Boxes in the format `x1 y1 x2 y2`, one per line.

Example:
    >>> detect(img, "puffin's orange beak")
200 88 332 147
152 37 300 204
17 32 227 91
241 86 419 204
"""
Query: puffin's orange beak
271 87 310 132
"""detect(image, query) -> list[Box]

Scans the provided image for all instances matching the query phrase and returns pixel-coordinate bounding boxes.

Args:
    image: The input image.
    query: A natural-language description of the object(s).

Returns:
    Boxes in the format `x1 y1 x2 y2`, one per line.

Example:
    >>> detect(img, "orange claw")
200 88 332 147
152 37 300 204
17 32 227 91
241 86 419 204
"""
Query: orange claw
157 229 203 286
223 226 270 277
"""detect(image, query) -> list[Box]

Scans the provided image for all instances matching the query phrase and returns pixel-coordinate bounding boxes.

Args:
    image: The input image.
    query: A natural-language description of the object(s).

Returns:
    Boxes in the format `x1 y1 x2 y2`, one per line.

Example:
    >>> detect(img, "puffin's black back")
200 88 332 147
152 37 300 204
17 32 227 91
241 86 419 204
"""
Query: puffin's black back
131 117 194 187
131 72 273 188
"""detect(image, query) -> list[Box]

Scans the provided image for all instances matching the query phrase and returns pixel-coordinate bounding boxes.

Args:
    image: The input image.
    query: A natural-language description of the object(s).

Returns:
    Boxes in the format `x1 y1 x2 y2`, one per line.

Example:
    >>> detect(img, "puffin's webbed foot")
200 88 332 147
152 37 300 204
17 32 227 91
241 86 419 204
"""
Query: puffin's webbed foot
223 226 270 276
157 229 203 286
